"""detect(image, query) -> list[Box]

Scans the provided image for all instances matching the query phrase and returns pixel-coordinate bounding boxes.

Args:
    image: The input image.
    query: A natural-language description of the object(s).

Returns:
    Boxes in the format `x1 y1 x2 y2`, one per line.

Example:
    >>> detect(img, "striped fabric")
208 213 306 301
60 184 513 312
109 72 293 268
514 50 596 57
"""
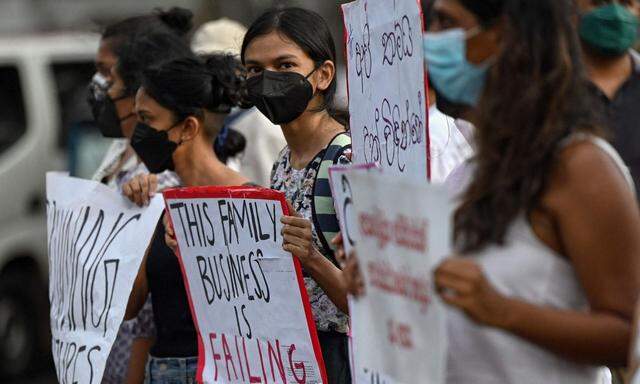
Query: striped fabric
311 133 352 261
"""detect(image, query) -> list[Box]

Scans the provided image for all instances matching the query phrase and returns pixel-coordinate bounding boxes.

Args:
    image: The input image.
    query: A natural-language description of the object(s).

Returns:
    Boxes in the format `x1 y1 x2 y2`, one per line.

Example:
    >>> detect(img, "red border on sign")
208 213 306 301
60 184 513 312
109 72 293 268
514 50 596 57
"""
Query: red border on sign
162 185 328 384
417 0 432 182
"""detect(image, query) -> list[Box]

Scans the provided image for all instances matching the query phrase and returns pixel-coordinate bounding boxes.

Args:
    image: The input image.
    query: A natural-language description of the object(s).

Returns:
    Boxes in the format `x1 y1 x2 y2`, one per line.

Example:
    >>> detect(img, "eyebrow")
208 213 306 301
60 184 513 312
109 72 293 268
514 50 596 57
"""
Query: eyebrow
245 54 298 65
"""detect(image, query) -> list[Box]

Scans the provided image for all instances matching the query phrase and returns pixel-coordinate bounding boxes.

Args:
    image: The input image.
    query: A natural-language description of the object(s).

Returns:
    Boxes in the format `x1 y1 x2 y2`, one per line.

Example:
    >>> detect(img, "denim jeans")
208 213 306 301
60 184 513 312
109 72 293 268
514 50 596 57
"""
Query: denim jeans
144 355 198 384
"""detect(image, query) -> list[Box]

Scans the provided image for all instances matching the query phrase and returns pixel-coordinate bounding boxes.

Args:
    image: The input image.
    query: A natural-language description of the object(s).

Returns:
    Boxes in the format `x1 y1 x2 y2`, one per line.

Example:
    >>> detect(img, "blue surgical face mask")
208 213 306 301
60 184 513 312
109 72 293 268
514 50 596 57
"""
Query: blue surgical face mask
423 28 491 107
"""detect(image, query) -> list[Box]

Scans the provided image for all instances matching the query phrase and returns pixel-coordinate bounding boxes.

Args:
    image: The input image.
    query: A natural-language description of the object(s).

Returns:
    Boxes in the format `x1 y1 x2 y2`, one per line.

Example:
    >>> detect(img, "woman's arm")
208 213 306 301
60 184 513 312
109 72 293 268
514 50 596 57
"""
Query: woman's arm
125 246 150 320
281 213 349 313
435 141 640 367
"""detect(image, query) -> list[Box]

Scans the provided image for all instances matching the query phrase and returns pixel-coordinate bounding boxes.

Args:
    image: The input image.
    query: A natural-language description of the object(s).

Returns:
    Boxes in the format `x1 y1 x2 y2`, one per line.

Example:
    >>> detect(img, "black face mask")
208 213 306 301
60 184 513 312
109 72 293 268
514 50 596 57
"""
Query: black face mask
131 122 180 173
246 69 316 125
87 73 135 138
89 95 135 138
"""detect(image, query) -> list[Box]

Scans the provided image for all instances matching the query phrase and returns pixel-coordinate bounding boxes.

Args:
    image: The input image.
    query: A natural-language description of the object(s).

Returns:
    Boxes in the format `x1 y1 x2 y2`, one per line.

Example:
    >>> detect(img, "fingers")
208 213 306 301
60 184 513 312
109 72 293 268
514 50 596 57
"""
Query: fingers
331 232 343 246
124 174 160 206
282 234 309 249
123 182 134 201
163 213 175 238
344 254 365 297
139 175 150 206
148 174 158 196
280 215 310 228
332 232 347 267
283 243 306 258
434 273 474 297
435 258 482 281
335 247 347 268
165 232 178 254
281 224 311 240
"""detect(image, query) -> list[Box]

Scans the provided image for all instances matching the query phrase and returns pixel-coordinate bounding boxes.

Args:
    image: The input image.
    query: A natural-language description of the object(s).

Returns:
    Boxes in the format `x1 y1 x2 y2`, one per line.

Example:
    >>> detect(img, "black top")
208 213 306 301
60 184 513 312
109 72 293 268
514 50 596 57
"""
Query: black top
146 216 198 357
588 52 640 196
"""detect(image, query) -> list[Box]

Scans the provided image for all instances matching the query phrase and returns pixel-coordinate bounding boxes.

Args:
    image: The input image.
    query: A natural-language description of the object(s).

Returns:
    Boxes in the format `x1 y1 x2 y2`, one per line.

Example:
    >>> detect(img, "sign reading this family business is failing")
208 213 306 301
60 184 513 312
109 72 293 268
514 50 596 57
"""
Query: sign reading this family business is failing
46 173 165 384
349 172 450 384
343 0 430 180
163 186 327 384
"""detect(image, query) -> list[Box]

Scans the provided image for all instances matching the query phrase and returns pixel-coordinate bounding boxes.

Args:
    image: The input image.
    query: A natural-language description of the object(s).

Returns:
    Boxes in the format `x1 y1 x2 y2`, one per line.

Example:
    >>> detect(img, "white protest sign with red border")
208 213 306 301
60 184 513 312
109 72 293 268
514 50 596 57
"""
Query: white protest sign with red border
348 172 450 384
163 186 327 384
342 0 430 181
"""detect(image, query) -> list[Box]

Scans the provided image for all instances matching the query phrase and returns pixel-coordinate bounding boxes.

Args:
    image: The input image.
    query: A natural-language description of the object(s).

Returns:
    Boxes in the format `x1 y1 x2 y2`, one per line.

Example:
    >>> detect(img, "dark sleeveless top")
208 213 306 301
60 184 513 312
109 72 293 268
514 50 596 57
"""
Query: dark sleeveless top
146 216 198 357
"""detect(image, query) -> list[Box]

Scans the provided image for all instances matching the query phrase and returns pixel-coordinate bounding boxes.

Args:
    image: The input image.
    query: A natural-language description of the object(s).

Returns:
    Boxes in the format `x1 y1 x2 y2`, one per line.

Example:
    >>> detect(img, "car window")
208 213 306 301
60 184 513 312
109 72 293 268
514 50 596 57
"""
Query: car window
50 61 111 178
0 65 26 155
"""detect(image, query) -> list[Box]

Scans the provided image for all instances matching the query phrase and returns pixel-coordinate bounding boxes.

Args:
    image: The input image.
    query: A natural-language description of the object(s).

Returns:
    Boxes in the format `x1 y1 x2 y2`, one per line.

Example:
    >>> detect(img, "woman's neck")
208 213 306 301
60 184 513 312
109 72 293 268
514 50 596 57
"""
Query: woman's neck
281 109 344 169
583 51 633 99
174 136 248 187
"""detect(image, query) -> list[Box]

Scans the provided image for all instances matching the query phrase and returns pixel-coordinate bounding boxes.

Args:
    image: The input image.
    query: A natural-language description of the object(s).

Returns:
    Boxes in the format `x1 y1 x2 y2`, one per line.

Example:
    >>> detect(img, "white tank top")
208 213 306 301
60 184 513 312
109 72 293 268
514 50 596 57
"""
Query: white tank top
446 134 634 384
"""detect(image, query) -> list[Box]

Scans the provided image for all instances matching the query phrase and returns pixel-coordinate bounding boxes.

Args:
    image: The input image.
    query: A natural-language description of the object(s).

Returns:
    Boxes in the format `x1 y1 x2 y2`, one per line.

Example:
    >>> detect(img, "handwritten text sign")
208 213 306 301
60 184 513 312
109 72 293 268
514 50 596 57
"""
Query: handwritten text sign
349 172 449 384
46 172 164 384
343 0 429 180
329 164 397 384
163 187 327 384
328 164 379 257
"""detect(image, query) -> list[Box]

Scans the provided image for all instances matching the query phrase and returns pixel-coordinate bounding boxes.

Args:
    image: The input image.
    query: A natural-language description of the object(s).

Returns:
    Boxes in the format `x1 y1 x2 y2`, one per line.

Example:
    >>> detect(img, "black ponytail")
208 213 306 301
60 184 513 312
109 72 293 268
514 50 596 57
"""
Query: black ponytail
102 7 193 53
141 54 249 160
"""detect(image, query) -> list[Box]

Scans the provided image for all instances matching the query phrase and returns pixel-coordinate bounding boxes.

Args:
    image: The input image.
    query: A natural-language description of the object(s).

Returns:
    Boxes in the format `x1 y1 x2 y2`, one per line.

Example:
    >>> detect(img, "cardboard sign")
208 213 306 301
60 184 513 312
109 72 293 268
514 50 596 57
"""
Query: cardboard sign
349 172 450 384
46 172 164 384
163 186 327 384
342 0 430 180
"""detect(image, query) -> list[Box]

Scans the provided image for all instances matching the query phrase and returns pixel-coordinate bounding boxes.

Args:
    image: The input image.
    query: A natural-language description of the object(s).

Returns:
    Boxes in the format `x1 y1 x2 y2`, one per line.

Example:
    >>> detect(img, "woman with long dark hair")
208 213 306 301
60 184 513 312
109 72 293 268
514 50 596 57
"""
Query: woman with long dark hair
345 0 640 382
241 7 352 382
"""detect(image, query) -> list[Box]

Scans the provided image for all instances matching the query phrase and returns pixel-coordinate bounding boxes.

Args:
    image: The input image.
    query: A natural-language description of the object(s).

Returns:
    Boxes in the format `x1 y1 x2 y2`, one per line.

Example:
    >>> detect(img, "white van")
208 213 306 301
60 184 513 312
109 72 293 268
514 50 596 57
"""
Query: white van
0 32 100 379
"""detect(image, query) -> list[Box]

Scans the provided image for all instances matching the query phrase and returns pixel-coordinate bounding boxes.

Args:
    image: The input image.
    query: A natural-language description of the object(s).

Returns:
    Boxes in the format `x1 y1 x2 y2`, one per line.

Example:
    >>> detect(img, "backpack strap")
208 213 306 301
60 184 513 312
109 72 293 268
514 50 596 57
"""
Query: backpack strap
311 132 352 264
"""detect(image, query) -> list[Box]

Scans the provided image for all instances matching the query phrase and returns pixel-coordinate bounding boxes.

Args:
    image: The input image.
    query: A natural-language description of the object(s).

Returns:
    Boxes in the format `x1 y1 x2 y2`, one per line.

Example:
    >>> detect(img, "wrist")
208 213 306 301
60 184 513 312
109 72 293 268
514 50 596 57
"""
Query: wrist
302 248 324 273
496 296 519 331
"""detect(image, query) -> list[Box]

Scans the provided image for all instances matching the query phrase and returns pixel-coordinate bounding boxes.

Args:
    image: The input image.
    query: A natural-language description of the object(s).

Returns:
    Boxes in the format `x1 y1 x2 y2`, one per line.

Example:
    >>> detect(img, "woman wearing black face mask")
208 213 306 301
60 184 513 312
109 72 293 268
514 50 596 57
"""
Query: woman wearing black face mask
86 9 193 384
123 54 248 384
242 7 352 383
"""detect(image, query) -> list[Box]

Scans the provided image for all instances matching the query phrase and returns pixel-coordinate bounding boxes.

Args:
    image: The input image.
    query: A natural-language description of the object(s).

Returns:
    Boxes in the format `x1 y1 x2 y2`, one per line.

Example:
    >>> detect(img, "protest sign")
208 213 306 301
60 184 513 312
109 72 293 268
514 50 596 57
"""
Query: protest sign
349 172 450 384
342 0 430 180
46 172 164 384
328 163 379 257
328 164 396 384
163 186 327 384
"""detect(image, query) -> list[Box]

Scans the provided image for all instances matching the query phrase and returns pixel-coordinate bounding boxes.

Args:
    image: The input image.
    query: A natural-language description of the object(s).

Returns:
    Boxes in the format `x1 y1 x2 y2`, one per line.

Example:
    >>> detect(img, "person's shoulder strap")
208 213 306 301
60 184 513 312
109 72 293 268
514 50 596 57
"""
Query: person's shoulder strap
312 132 352 261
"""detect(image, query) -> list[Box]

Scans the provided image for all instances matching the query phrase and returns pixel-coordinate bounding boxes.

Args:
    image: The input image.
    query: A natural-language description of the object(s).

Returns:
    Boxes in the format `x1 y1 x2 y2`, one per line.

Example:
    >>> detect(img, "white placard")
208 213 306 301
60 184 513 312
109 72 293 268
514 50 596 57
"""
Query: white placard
343 0 429 180
163 186 326 384
46 172 164 384
349 172 450 384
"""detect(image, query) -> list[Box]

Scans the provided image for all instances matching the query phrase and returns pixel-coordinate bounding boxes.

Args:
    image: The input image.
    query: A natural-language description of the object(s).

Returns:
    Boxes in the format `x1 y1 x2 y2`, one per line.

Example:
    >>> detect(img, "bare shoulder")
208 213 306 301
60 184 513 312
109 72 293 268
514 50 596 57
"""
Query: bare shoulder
545 137 635 212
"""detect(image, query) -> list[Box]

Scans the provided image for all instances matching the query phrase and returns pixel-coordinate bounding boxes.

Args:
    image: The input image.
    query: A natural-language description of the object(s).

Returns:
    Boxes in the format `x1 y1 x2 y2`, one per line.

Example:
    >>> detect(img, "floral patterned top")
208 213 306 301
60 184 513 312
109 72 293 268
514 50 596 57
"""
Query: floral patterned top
271 144 352 333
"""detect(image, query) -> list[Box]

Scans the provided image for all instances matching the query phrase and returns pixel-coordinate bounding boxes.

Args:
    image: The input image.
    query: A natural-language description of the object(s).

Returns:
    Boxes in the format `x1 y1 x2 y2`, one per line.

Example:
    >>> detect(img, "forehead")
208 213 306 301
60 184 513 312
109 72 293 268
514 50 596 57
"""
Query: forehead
243 31 309 64
135 87 160 111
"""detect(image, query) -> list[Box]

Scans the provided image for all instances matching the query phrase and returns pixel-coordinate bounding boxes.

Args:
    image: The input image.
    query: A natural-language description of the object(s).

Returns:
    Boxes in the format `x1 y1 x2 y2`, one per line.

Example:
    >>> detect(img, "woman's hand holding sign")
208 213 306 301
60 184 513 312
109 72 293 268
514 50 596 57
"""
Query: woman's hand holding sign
281 202 323 267
281 201 349 313
434 258 513 329
123 173 158 207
